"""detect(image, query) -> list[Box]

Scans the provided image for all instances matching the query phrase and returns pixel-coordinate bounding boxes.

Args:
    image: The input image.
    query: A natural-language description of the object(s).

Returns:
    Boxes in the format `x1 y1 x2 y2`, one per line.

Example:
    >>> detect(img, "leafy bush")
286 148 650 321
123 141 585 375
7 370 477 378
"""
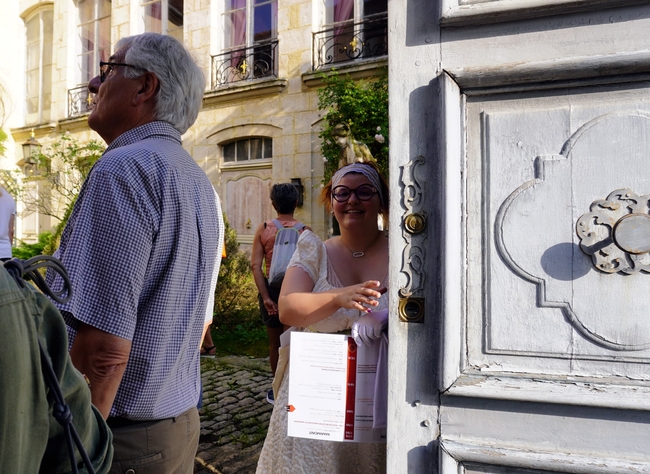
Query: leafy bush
212 214 259 331
12 232 54 259
318 69 389 183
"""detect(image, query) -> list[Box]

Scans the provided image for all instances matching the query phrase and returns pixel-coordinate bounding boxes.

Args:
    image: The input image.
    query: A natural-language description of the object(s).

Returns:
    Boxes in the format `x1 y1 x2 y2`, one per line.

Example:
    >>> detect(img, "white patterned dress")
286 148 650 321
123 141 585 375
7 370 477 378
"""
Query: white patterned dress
256 231 388 474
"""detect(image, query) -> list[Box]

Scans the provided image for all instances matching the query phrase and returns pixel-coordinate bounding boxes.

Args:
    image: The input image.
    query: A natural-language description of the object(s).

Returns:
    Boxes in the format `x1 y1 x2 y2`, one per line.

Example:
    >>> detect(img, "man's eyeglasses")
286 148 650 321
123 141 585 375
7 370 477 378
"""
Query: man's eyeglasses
99 61 144 83
332 184 378 202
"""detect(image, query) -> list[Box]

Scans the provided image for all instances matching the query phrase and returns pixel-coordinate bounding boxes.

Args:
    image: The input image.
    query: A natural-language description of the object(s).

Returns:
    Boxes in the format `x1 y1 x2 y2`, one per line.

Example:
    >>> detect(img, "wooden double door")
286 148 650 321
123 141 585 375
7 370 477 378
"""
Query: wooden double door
388 1 650 472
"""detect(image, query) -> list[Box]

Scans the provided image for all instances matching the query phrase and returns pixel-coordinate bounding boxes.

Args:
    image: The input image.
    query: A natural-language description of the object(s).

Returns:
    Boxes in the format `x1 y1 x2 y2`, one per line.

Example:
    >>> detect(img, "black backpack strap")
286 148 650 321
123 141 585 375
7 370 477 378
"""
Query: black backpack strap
4 256 71 303
38 339 97 474
4 257 96 474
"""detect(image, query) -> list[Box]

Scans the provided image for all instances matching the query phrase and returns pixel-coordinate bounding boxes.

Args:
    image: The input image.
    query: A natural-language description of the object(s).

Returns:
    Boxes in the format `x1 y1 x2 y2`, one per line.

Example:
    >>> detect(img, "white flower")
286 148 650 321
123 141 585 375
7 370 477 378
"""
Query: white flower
323 157 328 162
376 126 381 132
374 134 385 144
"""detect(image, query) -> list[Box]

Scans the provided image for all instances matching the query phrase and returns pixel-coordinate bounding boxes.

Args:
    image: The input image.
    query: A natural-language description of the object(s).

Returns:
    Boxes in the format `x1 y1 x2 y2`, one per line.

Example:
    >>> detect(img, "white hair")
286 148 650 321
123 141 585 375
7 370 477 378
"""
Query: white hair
116 33 205 135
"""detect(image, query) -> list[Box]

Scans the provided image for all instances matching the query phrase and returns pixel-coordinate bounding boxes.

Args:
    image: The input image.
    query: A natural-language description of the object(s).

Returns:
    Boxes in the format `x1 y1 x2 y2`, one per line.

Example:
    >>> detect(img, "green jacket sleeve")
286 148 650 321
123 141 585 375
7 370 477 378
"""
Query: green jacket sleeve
0 265 113 474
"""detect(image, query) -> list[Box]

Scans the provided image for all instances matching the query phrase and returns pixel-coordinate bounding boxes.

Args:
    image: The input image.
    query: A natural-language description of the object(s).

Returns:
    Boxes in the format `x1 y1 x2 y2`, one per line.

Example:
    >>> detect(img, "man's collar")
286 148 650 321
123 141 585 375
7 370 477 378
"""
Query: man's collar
105 121 182 153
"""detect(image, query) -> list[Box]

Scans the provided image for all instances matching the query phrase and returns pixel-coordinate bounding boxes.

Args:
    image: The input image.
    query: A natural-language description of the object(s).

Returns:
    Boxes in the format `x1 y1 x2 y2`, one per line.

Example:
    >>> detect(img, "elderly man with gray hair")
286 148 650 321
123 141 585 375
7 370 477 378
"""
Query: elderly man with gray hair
47 33 223 474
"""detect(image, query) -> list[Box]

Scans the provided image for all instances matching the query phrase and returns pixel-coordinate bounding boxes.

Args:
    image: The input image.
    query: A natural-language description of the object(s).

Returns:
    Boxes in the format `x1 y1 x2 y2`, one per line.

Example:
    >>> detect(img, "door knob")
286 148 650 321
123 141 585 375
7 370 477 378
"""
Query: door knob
404 212 426 234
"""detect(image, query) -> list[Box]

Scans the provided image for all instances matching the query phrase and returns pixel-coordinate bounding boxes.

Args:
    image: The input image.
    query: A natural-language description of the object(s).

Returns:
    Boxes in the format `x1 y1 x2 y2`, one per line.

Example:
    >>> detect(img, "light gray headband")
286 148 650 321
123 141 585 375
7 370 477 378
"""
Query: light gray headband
331 163 384 205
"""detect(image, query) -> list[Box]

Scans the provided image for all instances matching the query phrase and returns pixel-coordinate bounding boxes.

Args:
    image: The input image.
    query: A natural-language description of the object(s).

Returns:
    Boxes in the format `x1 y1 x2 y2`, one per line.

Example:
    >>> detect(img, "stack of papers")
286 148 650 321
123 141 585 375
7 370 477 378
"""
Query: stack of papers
287 332 386 443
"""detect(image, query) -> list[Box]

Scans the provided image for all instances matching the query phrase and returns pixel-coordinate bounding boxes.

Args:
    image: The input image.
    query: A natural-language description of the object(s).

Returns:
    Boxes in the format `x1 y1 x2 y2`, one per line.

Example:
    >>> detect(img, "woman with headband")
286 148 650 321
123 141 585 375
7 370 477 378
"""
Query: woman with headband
256 162 388 473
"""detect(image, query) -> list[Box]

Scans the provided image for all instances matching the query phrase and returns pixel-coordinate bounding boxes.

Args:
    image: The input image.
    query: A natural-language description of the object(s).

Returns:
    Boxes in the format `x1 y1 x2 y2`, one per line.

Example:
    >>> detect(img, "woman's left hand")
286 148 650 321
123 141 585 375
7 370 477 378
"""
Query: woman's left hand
352 308 389 346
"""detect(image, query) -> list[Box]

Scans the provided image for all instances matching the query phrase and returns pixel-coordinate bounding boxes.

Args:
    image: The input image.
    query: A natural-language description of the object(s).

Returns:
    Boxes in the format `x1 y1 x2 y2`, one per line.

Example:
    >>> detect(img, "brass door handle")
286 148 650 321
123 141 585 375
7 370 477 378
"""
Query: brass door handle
404 213 426 234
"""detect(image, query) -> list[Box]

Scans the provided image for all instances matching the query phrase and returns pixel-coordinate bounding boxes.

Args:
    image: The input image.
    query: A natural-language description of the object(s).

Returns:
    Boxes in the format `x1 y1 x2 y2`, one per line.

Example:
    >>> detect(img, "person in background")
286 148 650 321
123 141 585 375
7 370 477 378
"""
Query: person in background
201 243 227 356
251 183 310 405
47 33 224 474
256 162 389 473
0 186 15 262
200 324 217 356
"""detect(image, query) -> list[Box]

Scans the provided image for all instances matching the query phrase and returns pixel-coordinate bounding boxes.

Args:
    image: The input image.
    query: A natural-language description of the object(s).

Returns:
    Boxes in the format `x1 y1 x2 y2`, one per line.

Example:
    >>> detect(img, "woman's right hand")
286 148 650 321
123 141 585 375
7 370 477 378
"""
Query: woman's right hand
263 298 278 316
335 280 384 313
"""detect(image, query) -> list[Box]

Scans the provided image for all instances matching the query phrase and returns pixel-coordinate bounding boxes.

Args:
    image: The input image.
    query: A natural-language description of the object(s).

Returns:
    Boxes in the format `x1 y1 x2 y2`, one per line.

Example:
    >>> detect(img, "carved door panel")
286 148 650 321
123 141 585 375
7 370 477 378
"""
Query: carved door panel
388 1 650 473
222 170 273 248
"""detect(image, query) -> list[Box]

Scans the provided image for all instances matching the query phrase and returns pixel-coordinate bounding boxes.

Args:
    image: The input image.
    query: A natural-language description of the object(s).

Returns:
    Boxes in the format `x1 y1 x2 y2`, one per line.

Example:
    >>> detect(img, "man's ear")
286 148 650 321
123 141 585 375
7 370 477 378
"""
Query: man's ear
132 72 159 106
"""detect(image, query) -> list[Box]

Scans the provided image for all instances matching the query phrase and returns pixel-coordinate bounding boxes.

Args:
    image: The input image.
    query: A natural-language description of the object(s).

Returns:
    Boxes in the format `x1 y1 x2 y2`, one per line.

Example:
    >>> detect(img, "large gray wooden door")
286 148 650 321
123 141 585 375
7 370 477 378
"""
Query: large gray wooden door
387 1 650 472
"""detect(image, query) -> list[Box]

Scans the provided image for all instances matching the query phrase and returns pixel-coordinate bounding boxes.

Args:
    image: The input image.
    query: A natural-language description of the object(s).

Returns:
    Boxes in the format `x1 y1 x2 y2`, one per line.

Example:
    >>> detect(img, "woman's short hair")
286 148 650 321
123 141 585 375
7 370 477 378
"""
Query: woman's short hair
271 183 299 214
116 33 205 135
320 161 389 215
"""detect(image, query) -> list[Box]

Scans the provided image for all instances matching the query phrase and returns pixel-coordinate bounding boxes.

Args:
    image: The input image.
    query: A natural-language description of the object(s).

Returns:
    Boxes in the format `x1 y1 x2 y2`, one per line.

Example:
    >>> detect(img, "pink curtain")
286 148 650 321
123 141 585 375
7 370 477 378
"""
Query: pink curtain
151 2 161 19
231 13 246 48
333 0 354 39
230 0 246 71
144 2 162 33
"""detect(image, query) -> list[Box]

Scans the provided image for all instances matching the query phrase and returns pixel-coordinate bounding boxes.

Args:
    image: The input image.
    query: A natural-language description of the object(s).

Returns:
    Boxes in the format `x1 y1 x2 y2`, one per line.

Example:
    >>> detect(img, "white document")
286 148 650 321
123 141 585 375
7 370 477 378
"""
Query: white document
287 331 386 443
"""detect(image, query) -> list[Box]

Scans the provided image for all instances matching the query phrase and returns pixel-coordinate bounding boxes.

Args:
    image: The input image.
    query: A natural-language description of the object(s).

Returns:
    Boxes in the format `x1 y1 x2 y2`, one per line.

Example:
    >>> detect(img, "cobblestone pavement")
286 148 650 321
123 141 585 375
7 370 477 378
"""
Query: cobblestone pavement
194 355 274 474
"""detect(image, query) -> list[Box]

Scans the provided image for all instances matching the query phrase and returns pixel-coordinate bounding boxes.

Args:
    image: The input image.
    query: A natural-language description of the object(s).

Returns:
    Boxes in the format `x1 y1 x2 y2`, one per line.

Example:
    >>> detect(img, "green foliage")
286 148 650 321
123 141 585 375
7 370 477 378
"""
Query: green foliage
317 69 389 183
0 128 7 156
211 215 265 356
0 169 22 197
33 133 105 200
45 196 79 255
0 79 8 155
24 134 104 253
12 232 54 259
212 214 260 332
210 322 268 358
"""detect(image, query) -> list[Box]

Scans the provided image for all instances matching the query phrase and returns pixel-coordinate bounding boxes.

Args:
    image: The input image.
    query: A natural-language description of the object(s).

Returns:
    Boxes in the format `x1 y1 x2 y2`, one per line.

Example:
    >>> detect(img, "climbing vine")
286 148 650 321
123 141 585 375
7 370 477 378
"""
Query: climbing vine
317 69 388 183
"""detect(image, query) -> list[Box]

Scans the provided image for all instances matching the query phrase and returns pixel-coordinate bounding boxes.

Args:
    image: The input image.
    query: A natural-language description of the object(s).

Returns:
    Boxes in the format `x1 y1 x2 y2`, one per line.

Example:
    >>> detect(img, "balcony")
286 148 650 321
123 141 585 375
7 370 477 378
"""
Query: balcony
313 14 388 71
68 85 93 118
211 40 279 89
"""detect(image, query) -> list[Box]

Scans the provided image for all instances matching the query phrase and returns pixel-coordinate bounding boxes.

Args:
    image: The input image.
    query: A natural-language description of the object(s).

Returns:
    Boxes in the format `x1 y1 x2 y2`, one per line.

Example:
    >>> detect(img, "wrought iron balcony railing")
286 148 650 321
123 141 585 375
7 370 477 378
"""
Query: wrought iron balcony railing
211 40 279 89
313 14 388 70
68 85 93 118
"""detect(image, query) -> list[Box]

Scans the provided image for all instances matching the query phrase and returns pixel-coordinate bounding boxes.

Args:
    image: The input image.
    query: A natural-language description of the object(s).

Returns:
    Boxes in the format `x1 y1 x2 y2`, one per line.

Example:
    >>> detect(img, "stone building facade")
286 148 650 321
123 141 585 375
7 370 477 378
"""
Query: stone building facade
0 0 387 246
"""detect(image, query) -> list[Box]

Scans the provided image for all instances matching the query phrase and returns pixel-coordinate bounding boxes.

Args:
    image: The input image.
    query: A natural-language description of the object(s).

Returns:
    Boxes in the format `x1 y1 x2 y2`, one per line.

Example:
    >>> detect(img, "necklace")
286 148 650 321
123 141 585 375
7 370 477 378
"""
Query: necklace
340 232 381 258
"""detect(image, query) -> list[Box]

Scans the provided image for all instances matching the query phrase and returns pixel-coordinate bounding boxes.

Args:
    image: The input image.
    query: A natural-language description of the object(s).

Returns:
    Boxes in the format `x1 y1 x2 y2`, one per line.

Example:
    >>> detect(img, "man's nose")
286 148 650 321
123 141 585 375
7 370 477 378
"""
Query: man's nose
88 75 101 94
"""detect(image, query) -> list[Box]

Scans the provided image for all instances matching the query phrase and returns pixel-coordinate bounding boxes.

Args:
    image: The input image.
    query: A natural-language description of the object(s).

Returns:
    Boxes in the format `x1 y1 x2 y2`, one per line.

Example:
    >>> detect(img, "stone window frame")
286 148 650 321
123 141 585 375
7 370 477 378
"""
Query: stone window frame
206 123 282 172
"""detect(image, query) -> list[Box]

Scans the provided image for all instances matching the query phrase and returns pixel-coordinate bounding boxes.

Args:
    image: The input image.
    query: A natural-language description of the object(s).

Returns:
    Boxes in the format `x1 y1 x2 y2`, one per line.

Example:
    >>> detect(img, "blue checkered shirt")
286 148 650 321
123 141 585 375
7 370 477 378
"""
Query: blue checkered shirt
47 121 223 420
